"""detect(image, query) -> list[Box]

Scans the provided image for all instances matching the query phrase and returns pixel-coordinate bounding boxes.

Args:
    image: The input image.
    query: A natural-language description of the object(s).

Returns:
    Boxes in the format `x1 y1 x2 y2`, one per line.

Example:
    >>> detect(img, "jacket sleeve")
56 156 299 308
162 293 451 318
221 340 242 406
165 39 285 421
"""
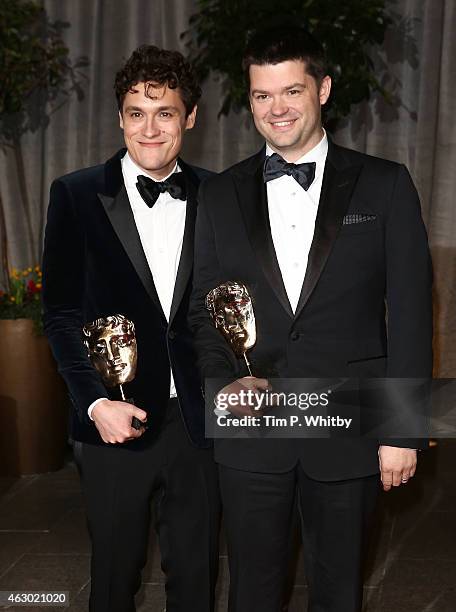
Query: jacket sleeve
188 179 241 388
42 178 108 425
380 164 433 449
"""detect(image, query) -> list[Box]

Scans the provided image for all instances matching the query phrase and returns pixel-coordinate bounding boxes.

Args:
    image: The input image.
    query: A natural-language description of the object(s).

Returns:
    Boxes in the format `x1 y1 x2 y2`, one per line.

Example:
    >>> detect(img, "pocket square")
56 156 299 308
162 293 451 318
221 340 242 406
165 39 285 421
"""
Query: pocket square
343 213 377 225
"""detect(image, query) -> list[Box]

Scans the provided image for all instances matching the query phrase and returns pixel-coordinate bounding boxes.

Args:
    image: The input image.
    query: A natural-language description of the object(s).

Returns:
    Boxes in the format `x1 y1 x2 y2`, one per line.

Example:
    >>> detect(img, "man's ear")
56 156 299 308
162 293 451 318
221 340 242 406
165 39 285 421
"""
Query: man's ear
119 110 124 129
185 105 197 130
319 76 332 106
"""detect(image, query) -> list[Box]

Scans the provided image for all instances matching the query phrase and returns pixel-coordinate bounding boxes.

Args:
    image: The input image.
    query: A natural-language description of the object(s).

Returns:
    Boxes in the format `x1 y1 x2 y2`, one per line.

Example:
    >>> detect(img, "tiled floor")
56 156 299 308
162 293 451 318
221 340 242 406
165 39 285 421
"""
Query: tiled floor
0 441 455 611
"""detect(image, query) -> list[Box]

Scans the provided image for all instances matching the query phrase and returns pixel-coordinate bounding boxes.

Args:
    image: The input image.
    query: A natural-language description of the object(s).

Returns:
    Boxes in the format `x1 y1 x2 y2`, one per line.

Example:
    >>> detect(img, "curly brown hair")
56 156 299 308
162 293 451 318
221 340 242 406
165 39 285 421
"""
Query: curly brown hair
114 45 201 117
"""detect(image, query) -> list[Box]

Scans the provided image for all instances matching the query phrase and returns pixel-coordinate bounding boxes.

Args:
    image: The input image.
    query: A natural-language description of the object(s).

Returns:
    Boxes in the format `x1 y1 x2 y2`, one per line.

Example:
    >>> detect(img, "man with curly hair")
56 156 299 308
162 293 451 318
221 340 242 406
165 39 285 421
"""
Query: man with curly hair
42 45 219 612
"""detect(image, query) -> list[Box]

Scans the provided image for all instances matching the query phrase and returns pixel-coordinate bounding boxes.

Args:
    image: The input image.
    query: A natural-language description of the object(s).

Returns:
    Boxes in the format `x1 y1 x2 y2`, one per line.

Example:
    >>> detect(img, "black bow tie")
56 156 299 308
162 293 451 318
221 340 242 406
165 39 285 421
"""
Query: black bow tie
263 153 316 191
136 173 186 208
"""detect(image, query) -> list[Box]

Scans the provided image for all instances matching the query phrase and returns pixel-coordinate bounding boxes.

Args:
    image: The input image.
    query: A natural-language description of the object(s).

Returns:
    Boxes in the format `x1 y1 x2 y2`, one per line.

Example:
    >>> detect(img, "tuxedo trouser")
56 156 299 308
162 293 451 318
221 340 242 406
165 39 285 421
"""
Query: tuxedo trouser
219 463 379 612
73 399 220 612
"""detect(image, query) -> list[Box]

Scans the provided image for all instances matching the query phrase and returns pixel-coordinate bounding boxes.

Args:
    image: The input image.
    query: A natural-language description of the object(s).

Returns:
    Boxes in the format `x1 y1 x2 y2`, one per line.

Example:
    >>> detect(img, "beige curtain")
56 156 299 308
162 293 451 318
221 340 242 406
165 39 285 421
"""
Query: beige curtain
0 0 454 375
334 0 456 376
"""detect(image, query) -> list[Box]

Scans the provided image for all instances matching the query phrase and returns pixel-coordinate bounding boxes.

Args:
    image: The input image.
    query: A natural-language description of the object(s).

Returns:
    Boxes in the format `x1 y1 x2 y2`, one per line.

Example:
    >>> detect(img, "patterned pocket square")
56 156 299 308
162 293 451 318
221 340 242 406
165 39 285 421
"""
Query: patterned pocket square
343 213 377 225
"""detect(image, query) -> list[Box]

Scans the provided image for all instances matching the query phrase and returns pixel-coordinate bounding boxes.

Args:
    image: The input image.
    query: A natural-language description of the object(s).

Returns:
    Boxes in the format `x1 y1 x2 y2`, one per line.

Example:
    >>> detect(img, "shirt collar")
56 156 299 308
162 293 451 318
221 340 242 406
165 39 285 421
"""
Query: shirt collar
121 151 180 188
265 128 328 165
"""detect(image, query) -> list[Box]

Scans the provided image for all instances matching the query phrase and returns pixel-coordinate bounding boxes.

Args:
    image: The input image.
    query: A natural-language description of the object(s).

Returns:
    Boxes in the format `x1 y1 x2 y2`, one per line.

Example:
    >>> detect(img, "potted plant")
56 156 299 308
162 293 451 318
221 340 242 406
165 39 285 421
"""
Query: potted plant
0 1 88 475
0 267 68 475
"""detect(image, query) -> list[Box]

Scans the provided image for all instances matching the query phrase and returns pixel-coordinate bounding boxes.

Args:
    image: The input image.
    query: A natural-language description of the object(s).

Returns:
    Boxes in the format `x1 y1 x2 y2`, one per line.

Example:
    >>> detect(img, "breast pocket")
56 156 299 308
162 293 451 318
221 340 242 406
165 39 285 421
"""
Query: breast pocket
338 217 382 236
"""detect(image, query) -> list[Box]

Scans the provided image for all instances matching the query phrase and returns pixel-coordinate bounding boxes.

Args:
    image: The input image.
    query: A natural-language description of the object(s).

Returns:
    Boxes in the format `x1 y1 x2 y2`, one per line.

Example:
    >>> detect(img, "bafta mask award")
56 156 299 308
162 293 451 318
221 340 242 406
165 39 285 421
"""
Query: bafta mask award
83 314 145 429
206 281 256 375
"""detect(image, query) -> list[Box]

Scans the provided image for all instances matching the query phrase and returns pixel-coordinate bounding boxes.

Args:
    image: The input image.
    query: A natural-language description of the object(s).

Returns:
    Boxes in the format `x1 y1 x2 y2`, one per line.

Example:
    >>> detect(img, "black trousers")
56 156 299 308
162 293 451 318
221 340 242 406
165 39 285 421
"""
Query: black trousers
219 463 379 612
74 399 220 612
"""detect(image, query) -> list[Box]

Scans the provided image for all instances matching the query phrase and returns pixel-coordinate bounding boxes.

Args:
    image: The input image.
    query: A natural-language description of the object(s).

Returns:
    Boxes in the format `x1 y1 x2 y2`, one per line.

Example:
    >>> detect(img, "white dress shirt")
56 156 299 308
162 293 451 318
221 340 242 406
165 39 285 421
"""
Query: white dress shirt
266 130 328 313
88 152 186 418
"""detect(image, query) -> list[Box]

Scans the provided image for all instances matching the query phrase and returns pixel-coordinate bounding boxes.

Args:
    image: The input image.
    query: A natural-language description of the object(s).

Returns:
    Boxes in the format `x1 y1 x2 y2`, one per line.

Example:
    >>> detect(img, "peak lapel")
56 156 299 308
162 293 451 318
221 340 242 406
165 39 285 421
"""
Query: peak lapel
235 152 293 318
98 185 167 323
294 151 362 320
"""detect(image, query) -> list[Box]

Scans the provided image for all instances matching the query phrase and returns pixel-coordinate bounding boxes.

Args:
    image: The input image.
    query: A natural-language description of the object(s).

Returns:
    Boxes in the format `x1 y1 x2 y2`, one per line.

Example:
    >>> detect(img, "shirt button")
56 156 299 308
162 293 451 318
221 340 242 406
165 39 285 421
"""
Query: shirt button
293 262 299 268
290 332 300 342
291 192 296 196
291 224 296 229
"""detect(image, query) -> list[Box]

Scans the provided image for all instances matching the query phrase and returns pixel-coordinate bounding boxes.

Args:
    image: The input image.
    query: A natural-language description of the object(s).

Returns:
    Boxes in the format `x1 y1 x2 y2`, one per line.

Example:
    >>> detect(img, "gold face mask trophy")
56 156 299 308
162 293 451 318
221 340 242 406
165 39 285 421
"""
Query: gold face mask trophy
83 314 144 429
206 281 256 375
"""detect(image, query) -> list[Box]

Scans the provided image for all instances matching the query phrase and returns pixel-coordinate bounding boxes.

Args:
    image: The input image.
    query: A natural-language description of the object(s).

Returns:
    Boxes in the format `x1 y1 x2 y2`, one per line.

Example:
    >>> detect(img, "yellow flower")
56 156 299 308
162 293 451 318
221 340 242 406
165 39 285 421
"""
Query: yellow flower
22 270 28 277
27 267 32 273
10 296 15 302
36 282 42 290
35 265 40 272
38 271 43 277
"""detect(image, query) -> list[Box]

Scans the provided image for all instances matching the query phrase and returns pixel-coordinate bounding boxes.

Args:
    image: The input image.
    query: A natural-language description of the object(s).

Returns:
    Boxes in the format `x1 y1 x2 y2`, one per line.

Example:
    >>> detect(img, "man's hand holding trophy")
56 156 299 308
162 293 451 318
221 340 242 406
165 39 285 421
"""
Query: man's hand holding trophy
83 314 147 444
206 281 270 416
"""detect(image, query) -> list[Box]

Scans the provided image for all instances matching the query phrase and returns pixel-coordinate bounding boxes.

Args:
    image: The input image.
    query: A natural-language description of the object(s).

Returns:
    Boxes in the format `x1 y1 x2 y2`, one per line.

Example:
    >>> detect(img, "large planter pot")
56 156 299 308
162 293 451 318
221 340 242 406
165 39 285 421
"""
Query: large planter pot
0 318 68 475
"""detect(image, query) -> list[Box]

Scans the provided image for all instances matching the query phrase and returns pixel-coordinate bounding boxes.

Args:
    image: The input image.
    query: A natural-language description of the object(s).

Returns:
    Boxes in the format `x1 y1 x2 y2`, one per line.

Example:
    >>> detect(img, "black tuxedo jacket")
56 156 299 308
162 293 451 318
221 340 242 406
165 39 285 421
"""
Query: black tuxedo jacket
189 140 433 479
42 149 212 449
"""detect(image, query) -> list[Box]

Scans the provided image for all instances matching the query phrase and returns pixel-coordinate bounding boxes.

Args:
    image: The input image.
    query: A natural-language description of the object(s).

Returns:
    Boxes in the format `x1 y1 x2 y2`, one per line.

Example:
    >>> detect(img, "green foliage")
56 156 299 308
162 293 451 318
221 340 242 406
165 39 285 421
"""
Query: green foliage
0 0 88 142
182 0 394 128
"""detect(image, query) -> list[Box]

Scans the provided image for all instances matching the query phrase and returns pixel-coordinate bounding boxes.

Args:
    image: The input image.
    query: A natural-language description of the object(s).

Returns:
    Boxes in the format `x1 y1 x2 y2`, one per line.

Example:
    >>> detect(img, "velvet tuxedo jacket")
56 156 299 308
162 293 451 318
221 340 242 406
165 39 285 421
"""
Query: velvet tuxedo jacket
42 149 212 449
189 140 433 479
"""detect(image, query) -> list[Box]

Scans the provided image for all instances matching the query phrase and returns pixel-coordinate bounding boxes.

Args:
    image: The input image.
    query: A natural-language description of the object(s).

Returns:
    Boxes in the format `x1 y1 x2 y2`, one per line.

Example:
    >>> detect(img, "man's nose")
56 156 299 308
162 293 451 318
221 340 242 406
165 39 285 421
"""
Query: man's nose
143 115 161 138
270 96 289 116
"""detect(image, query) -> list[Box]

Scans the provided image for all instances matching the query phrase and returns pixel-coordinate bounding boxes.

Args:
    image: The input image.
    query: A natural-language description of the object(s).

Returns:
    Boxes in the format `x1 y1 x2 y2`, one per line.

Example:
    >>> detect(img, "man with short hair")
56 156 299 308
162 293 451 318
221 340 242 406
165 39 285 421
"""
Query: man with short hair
190 26 432 611
43 45 219 612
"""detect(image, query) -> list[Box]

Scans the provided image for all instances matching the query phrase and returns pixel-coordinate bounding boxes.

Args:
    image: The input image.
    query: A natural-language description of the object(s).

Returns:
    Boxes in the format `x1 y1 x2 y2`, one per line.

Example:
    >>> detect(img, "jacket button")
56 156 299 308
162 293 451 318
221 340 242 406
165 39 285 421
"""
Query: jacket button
290 332 299 342
168 330 176 340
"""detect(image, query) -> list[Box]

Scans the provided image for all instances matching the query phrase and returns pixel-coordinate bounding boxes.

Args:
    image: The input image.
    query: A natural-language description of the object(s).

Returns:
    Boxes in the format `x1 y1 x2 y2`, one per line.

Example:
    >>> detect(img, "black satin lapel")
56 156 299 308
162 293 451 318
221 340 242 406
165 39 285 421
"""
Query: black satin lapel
98 187 166 321
294 161 362 319
169 172 197 324
235 165 293 318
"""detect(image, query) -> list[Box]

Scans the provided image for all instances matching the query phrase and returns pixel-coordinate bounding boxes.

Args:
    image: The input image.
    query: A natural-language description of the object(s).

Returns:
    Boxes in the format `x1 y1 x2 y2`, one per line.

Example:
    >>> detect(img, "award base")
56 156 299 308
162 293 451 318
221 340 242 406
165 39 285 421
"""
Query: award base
122 394 147 431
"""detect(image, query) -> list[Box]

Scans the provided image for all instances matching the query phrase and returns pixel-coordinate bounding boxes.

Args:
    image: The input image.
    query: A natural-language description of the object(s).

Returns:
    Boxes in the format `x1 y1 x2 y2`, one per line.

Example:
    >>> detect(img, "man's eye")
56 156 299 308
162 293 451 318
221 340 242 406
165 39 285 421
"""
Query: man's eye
159 111 172 118
288 89 300 96
94 343 106 354
255 94 269 101
130 112 142 118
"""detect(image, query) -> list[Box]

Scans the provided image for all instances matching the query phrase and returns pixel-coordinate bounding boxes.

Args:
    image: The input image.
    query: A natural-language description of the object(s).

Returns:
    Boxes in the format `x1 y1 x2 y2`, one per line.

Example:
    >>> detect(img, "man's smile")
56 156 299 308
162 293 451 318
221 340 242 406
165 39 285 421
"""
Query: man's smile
270 119 295 126
138 141 166 147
